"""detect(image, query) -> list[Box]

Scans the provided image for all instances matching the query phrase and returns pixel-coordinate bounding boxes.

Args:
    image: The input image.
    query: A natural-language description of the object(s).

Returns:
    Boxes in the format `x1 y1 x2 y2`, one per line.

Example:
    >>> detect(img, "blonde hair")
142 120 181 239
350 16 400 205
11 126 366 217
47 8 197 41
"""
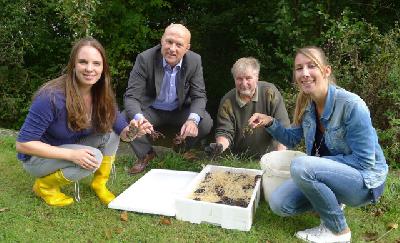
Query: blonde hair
231 57 260 78
293 46 336 125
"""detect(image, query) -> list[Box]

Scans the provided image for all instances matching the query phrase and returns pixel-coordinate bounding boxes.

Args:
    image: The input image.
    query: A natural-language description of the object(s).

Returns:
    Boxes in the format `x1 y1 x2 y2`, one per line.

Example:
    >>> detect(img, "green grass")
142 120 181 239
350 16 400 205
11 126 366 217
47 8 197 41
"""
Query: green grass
1 136 399 242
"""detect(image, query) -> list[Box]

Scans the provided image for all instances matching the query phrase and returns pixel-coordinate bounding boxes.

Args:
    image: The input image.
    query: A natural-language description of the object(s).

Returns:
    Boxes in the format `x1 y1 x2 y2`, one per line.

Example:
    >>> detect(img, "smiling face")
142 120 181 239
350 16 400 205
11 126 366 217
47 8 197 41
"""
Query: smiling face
294 49 331 99
161 24 191 67
74 45 103 88
235 68 258 98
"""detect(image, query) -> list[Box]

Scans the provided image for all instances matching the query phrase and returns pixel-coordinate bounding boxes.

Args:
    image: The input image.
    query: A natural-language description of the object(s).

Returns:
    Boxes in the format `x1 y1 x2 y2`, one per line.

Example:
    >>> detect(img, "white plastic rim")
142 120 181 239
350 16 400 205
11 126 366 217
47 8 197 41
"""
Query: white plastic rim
260 150 307 175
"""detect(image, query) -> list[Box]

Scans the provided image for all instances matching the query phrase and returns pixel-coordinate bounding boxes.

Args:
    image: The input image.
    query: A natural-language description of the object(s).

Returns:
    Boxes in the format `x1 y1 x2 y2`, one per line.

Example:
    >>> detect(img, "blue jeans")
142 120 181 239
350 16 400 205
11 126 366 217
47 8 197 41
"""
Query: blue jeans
269 156 373 233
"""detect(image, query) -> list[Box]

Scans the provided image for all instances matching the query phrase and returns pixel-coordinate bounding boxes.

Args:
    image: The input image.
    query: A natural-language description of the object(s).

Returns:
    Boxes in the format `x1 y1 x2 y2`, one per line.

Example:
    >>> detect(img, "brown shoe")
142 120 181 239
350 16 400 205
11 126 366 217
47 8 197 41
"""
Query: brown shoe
128 151 156 174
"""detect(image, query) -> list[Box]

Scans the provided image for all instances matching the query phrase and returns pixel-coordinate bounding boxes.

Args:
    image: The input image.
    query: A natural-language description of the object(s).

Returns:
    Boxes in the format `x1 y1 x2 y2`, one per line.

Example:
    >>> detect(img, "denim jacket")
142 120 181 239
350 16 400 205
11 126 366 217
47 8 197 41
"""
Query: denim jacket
266 84 388 189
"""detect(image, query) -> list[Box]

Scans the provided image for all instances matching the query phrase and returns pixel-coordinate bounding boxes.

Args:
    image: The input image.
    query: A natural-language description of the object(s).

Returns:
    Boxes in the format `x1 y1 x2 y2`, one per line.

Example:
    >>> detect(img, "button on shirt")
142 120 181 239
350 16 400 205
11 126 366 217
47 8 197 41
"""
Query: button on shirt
152 59 181 111
134 58 200 124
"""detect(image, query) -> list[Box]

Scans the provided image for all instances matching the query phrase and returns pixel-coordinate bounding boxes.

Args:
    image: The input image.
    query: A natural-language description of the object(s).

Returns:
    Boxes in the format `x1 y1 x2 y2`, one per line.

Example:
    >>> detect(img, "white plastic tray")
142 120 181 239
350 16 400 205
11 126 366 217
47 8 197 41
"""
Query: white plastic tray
108 169 198 216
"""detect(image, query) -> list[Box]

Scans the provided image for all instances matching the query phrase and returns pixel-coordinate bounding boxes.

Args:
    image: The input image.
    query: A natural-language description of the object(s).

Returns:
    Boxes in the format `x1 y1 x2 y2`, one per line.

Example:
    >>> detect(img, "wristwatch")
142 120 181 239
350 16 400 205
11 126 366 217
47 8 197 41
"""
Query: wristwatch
187 118 199 126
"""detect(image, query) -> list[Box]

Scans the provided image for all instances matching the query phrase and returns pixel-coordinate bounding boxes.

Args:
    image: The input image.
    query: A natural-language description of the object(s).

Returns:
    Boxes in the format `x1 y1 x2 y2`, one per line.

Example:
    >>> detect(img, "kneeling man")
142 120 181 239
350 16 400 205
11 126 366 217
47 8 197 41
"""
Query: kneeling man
206 57 290 158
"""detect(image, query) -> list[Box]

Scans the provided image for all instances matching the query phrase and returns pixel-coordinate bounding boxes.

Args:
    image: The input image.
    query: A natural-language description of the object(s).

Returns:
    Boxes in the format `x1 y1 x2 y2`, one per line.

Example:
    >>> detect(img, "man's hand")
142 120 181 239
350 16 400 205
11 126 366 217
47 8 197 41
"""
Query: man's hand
136 118 154 135
276 143 287 151
180 119 198 139
204 143 224 157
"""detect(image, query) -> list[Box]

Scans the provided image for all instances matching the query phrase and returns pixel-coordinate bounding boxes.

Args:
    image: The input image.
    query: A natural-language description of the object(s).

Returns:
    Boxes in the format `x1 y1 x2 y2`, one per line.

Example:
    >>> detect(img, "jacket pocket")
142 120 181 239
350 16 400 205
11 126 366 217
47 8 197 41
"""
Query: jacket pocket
326 126 350 153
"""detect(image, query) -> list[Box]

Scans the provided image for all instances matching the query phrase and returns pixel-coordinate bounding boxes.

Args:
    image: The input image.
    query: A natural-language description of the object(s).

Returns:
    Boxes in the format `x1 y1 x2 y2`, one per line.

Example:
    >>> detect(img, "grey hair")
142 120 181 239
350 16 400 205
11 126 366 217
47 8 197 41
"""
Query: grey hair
231 57 260 78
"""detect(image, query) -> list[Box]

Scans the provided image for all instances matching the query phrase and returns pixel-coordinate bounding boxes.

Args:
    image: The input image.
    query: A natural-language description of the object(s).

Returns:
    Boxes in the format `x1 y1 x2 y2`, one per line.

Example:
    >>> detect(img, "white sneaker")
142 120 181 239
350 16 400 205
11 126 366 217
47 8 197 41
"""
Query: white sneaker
295 224 324 241
295 224 351 243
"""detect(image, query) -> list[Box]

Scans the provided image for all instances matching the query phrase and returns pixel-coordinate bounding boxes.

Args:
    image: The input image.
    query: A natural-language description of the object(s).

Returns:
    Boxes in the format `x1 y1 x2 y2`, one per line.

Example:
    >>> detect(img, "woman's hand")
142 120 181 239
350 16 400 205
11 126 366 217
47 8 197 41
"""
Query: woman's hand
16 141 99 169
121 119 153 142
248 113 273 129
68 149 100 170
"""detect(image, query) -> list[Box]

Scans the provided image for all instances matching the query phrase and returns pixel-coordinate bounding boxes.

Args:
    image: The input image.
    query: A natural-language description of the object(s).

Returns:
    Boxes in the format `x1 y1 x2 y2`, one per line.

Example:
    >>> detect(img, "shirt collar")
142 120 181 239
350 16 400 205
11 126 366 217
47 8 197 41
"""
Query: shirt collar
162 58 183 71
235 86 259 108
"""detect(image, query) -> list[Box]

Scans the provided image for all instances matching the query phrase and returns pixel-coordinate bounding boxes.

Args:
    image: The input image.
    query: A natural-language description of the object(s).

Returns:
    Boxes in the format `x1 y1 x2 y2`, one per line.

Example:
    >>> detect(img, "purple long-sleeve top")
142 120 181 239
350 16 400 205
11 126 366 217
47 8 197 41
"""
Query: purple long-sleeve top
17 91 127 161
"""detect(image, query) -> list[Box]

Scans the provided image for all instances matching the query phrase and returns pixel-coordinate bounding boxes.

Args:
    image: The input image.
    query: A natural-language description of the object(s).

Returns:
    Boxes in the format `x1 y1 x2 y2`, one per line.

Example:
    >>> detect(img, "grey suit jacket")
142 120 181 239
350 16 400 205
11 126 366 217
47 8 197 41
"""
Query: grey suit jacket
124 44 207 120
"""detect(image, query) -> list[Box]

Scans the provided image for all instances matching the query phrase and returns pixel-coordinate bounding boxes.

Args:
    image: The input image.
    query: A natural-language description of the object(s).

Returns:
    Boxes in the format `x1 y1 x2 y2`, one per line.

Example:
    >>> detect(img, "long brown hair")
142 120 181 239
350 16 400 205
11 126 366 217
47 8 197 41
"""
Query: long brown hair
292 46 336 125
36 37 117 133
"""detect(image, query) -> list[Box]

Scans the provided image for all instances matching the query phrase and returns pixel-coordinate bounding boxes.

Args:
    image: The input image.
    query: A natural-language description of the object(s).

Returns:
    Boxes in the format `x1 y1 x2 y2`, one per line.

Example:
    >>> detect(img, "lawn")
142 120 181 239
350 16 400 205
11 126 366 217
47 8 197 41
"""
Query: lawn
0 136 399 242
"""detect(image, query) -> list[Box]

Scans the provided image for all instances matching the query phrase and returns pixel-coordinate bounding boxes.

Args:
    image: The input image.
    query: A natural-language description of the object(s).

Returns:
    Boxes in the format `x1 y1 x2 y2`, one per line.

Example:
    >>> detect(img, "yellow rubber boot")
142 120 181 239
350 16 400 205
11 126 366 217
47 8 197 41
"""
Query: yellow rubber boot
33 170 74 207
91 155 116 205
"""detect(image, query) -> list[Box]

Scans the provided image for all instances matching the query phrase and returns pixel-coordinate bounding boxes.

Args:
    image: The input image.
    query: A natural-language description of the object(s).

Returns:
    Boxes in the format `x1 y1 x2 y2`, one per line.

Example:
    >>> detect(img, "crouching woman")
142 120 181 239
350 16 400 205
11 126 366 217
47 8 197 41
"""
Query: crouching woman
249 46 388 243
16 37 152 207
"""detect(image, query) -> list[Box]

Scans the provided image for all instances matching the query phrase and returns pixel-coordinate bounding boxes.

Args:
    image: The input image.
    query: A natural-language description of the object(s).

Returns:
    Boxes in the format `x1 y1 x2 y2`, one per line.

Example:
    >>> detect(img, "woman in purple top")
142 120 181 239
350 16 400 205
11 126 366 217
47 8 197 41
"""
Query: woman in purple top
16 37 152 207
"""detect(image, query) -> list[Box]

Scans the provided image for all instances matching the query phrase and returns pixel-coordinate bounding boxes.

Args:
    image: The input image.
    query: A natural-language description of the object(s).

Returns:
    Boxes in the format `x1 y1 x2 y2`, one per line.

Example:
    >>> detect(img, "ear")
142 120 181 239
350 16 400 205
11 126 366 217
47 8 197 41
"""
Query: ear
186 43 191 50
324 65 332 78
160 35 165 45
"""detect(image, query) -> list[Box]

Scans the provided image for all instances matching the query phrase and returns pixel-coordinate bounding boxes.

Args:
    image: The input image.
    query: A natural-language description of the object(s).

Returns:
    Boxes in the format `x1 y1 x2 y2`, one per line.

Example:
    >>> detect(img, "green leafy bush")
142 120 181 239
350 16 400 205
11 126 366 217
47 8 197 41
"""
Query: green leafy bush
323 12 400 166
0 0 167 128
1 0 399 169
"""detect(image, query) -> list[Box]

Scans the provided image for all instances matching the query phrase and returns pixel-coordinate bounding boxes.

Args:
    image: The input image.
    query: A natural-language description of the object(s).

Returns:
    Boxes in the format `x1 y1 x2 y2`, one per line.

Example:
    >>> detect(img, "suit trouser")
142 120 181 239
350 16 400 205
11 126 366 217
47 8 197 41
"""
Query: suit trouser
22 132 120 181
125 107 213 159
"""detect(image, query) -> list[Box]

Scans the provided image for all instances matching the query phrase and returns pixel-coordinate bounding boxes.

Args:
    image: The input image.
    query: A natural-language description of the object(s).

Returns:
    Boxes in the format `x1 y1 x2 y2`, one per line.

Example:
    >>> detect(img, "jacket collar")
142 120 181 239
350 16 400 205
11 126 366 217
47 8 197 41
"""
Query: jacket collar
305 84 337 121
321 84 337 120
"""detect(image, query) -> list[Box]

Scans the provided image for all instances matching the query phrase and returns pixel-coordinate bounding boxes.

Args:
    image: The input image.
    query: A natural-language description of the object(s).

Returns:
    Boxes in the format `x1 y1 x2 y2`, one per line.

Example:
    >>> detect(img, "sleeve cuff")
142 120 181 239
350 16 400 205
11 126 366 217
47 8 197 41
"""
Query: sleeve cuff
188 113 200 125
265 118 274 128
134 113 144 121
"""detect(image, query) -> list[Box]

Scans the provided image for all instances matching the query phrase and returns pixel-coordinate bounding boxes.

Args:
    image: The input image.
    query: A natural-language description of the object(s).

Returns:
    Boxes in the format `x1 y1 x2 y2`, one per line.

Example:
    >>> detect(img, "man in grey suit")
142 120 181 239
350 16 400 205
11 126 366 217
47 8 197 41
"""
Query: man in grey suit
124 23 213 174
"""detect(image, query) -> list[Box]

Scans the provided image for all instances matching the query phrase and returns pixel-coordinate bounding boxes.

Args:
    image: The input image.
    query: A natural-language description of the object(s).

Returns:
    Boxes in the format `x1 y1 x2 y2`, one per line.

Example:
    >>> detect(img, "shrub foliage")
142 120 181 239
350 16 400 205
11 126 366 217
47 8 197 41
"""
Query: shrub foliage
1 0 399 166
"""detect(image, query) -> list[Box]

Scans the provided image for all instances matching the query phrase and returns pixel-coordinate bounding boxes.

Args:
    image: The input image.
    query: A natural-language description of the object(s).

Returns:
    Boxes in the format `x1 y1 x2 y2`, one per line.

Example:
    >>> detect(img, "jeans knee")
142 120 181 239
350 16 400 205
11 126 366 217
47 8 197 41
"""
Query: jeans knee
290 156 309 180
268 192 290 217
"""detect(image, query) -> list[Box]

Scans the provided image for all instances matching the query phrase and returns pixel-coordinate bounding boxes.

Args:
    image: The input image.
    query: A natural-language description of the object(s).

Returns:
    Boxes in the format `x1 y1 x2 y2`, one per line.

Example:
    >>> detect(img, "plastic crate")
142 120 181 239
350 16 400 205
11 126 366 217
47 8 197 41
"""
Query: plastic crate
175 165 263 231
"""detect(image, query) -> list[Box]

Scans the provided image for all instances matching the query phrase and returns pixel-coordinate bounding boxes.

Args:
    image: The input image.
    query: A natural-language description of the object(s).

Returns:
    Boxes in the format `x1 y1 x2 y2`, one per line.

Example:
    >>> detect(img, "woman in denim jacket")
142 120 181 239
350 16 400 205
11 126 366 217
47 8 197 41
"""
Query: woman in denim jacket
249 46 388 243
